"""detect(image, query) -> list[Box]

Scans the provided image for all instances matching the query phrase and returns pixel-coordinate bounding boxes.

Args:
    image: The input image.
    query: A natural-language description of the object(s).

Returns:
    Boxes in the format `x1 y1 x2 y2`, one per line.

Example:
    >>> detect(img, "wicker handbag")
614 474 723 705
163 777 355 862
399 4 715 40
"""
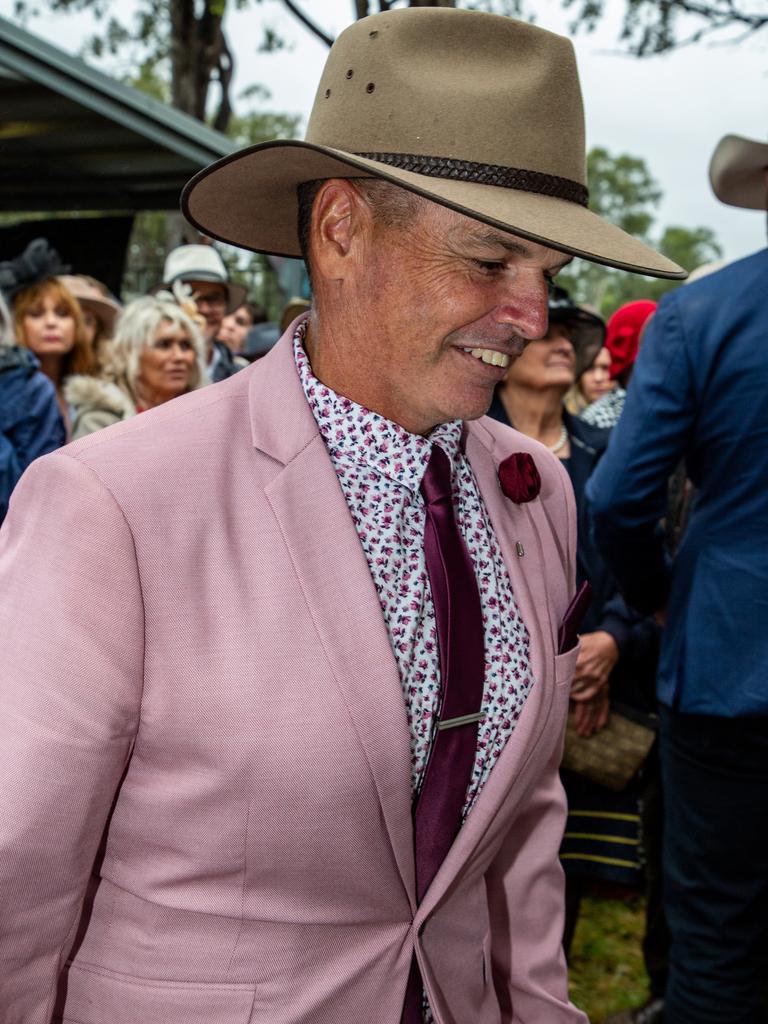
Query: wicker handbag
561 703 658 792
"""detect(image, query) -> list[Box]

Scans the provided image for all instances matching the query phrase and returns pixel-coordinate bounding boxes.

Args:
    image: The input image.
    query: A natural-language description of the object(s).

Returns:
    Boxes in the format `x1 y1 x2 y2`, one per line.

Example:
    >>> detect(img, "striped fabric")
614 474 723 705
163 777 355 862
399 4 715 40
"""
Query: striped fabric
559 775 643 889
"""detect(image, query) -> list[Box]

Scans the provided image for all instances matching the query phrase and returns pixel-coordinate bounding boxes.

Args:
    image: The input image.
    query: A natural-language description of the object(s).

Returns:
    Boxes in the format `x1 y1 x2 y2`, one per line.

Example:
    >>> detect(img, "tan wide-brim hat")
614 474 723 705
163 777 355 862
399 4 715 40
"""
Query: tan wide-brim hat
709 134 768 210
182 8 684 281
58 275 121 334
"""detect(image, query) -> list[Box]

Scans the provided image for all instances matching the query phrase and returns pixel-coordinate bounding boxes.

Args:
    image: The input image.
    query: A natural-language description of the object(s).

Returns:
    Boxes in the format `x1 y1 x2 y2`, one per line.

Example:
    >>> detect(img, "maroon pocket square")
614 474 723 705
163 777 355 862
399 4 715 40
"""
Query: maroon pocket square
557 581 592 654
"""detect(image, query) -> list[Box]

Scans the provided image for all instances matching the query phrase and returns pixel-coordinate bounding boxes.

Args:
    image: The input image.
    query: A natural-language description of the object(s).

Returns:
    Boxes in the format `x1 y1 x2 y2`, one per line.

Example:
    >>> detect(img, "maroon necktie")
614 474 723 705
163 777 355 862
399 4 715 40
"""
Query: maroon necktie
401 443 486 1023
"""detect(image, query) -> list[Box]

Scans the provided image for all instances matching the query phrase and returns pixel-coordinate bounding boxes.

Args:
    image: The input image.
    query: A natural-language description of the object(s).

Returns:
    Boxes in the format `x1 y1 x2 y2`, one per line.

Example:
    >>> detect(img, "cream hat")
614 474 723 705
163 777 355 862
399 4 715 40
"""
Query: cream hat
182 8 684 280
156 245 247 313
709 134 768 210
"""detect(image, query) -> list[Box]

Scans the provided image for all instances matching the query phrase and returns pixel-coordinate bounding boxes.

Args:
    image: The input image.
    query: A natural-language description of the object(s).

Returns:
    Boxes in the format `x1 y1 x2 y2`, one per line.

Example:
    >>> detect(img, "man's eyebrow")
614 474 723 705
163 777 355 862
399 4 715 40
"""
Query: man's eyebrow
464 229 573 271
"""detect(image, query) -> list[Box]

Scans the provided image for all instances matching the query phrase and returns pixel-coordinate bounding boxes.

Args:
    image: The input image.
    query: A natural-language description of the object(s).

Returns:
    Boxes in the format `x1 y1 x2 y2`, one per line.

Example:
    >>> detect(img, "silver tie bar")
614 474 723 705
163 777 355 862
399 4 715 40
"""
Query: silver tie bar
437 712 485 731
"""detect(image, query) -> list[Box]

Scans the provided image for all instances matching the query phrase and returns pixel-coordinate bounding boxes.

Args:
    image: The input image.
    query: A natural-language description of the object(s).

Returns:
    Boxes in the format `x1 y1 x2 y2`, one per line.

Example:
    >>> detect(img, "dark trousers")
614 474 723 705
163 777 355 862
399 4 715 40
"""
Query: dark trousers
640 745 669 1000
660 707 768 1024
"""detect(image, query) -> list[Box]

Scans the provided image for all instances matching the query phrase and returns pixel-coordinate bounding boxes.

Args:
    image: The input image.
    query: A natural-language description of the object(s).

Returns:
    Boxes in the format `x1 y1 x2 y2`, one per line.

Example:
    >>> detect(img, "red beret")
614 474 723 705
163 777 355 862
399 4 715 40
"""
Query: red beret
605 300 657 379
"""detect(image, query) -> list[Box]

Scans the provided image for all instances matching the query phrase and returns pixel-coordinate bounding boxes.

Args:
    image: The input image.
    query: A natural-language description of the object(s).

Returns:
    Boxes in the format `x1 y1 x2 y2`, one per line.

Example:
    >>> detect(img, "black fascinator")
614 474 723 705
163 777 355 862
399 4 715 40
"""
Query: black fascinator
0 238 70 303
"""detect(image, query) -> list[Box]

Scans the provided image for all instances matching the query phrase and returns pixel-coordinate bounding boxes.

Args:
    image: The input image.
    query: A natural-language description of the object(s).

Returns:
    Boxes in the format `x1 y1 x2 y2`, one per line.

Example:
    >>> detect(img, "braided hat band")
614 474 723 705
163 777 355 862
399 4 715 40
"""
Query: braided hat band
354 153 589 207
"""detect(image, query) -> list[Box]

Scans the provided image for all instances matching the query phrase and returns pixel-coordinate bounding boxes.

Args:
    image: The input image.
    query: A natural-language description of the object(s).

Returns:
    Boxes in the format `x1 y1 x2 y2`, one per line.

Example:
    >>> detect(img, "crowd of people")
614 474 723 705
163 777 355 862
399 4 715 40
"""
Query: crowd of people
0 239 310 520
0 7 766 1024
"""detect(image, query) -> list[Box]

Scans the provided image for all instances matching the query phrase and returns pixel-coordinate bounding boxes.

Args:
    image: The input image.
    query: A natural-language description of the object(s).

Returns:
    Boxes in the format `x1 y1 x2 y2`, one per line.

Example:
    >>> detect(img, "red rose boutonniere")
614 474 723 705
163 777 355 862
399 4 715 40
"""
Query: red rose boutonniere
498 452 541 503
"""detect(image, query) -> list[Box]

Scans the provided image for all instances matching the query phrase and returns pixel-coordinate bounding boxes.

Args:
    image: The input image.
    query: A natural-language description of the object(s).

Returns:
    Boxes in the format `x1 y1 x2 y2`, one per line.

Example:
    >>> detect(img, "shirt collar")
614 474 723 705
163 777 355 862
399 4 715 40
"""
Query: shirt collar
293 321 462 493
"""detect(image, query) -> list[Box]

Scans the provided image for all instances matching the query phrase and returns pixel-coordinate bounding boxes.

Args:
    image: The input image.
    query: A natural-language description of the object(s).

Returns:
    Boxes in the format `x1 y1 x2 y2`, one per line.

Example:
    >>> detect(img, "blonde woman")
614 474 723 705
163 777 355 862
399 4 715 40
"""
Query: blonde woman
64 295 207 440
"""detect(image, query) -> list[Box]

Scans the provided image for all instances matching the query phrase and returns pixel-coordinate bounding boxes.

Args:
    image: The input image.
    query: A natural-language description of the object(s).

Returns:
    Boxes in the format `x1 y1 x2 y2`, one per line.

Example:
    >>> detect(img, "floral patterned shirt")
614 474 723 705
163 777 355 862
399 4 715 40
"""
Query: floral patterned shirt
294 322 535 820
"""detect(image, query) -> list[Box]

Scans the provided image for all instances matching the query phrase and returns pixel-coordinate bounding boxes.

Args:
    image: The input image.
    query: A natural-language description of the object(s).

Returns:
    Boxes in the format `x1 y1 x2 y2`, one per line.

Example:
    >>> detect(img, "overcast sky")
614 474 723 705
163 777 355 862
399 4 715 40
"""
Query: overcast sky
5 0 767 262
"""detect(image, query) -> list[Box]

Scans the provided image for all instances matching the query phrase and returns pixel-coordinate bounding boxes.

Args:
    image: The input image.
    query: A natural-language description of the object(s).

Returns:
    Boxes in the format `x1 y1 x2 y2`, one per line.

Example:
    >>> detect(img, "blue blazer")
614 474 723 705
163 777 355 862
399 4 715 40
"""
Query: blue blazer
587 248 768 716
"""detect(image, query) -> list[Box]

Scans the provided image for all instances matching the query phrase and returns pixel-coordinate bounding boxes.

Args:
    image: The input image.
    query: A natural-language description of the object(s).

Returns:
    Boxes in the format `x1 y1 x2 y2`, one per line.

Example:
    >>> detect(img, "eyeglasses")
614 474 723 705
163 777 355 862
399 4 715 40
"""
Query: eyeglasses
194 292 227 309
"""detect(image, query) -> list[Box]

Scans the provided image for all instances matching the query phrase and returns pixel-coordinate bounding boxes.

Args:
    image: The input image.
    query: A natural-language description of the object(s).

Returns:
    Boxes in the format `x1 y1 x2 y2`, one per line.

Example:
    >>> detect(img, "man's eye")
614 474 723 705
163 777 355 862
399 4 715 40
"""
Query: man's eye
473 259 505 274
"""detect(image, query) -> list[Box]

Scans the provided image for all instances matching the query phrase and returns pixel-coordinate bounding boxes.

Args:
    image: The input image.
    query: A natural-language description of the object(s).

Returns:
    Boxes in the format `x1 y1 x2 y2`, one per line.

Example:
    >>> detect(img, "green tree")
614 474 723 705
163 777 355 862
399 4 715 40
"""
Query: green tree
561 0 768 56
226 83 301 146
557 147 722 317
585 147 661 240
656 224 722 272
275 0 768 54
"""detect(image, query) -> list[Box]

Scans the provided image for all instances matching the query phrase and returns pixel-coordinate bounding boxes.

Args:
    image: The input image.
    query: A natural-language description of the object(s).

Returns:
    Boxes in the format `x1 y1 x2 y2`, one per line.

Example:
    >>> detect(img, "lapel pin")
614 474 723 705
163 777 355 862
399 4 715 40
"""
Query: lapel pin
516 542 525 557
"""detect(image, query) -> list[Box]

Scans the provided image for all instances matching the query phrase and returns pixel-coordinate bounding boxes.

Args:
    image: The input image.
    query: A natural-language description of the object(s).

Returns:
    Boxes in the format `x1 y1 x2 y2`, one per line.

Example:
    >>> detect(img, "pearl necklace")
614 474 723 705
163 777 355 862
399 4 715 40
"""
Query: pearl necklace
547 424 569 455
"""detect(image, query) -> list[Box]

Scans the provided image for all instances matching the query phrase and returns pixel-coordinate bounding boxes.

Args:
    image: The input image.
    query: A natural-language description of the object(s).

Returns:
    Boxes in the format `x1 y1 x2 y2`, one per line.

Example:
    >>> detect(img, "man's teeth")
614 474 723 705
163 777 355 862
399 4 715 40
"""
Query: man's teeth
462 347 510 368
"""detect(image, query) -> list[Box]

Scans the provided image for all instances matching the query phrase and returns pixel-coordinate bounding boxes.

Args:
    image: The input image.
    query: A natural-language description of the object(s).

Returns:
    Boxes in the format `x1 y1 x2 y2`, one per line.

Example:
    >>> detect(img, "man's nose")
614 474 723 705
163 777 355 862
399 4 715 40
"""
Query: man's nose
493 273 550 340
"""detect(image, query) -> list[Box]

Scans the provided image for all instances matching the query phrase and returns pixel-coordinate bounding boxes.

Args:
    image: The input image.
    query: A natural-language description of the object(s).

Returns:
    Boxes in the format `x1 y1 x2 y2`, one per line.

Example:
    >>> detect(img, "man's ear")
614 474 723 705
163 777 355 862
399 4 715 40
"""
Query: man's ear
310 179 373 282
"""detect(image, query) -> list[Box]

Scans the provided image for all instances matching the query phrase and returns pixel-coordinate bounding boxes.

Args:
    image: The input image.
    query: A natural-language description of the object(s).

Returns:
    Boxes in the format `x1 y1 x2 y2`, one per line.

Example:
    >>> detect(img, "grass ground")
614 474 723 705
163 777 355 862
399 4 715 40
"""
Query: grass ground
568 895 649 1023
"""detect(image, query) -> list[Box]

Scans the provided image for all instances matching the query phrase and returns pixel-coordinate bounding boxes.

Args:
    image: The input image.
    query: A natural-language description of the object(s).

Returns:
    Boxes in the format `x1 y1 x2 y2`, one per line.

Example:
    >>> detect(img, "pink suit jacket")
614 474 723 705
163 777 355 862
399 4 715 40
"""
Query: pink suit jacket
0 326 587 1024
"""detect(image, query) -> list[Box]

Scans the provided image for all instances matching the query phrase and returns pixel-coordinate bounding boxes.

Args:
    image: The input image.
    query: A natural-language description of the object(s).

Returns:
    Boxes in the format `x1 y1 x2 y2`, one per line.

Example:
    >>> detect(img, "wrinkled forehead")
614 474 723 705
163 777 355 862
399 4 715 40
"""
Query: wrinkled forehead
442 210 573 272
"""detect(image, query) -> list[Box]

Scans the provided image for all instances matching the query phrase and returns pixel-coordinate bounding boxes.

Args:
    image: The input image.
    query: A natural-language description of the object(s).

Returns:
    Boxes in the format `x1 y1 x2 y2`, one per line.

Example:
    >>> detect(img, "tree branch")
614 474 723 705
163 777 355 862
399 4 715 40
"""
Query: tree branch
212 30 234 133
671 0 767 28
565 0 768 55
280 0 334 46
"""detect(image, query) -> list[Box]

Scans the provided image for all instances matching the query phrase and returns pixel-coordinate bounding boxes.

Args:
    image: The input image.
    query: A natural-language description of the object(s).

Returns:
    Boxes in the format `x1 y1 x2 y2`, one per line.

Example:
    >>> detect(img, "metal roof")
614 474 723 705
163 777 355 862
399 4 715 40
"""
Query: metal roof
0 15 236 211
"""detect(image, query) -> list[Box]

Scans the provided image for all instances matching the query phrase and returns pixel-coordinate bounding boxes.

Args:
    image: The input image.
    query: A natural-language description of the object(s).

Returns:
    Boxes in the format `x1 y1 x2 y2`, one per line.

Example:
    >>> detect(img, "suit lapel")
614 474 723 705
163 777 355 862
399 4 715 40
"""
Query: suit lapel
465 422 554 658
250 331 416 906
250 336 561 912
417 423 559 918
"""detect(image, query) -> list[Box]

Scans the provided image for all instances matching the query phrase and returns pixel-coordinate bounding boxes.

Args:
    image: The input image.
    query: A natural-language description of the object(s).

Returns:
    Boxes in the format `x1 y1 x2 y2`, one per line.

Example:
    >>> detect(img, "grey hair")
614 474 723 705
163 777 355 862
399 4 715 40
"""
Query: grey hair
0 291 14 350
108 295 208 396
296 177 421 282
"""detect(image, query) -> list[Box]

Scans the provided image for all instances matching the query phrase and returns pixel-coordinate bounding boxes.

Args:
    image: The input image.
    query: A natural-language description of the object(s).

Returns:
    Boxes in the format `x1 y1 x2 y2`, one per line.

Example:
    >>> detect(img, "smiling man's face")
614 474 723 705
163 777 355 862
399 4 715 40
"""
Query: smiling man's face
338 195 571 435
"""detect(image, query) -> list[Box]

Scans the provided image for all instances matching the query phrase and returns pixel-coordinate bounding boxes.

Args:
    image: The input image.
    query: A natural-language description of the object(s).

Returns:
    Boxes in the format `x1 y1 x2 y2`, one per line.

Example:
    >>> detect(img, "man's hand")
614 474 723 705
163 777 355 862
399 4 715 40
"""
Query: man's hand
569 630 618 737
